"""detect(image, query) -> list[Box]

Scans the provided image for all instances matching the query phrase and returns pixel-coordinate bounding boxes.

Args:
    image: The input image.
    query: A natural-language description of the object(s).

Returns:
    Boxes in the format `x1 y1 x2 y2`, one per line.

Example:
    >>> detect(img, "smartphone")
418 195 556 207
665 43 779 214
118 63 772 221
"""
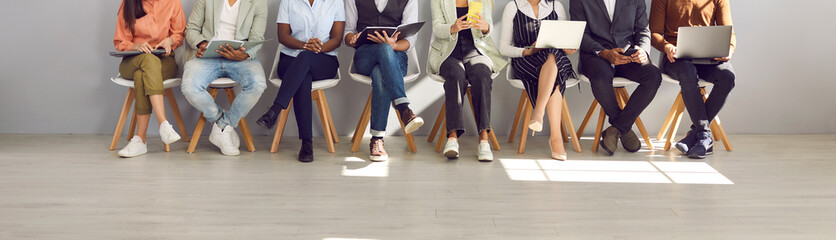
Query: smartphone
467 0 482 23
621 48 638 56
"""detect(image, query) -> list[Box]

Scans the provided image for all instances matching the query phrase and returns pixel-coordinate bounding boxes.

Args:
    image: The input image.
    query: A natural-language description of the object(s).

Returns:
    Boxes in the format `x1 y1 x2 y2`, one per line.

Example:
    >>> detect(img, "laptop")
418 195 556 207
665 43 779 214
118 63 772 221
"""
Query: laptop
674 26 733 64
526 20 586 49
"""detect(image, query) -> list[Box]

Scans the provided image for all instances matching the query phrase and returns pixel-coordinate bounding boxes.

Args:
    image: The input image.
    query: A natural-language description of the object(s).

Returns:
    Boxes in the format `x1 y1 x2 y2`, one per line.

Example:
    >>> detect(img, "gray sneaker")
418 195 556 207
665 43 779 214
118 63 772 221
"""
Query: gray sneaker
476 141 493 162
621 129 641 153
443 139 459 159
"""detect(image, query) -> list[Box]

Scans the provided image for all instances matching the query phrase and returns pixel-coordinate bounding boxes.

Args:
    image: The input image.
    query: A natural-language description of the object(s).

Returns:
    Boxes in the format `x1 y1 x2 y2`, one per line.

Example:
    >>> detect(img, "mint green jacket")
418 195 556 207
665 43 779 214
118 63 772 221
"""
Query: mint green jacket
428 0 508 75
184 0 268 60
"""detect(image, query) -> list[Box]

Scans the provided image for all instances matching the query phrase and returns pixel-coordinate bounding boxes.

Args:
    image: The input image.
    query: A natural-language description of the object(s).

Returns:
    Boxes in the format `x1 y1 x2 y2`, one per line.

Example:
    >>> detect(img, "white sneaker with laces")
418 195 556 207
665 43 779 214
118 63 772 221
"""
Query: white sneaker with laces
209 124 240 156
118 136 147 158
443 138 459 159
477 141 493 162
159 120 181 144
229 125 240 148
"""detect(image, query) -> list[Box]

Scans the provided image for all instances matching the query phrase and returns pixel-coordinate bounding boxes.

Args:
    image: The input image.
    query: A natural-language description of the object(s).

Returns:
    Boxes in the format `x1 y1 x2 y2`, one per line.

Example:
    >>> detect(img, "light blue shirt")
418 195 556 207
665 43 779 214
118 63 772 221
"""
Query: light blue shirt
277 0 346 57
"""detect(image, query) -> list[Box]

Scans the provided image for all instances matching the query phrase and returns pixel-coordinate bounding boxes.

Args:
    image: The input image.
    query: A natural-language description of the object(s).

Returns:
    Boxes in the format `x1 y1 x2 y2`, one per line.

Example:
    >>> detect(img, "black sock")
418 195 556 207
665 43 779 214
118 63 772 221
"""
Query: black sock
371 136 383 141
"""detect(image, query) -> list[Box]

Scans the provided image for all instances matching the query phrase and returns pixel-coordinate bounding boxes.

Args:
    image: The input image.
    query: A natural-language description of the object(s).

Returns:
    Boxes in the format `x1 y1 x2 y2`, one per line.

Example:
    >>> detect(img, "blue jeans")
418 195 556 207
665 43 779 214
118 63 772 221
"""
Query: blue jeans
353 44 409 137
181 58 267 129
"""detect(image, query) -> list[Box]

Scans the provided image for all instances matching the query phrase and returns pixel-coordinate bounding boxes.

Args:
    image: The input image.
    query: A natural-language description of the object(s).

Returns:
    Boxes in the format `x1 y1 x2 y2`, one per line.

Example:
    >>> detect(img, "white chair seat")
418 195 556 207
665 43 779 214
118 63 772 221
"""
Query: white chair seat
662 74 712 87
111 76 182 89
269 74 341 91
349 48 421 85
578 75 637 88
209 78 237 88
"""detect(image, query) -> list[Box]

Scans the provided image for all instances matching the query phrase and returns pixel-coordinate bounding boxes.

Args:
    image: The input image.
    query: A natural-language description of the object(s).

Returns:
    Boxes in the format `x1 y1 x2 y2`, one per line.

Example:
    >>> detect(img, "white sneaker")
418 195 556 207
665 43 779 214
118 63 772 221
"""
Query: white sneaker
209 124 240 156
476 141 493 162
159 121 181 144
118 136 147 158
443 138 459 159
229 125 240 148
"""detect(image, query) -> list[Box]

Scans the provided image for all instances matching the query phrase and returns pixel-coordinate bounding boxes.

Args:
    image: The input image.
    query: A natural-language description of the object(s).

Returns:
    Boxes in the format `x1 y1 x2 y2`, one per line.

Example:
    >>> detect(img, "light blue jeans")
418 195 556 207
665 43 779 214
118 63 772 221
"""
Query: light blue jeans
181 58 267 129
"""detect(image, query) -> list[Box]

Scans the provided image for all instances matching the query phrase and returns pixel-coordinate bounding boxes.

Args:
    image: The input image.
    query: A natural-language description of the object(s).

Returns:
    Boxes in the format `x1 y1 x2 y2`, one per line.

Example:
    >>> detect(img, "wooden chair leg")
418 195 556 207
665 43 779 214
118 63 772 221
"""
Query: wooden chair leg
187 88 219 153
318 90 339 144
110 89 135 150
576 99 599 139
657 92 683 141
314 91 336 153
224 89 255 152
713 116 733 151
270 99 292 153
615 88 653 150
165 88 190 142
664 99 686 151
428 103 445 142
351 92 373 153
395 109 418 153
592 107 606 153
435 120 447 152
127 111 137 142
508 91 527 143
518 99 533 154
561 121 569 143
562 98 582 153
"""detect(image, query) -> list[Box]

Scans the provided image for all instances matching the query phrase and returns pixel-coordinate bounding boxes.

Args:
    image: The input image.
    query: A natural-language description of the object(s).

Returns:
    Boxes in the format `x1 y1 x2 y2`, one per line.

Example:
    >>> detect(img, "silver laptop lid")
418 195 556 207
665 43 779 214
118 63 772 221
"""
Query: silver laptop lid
674 26 733 59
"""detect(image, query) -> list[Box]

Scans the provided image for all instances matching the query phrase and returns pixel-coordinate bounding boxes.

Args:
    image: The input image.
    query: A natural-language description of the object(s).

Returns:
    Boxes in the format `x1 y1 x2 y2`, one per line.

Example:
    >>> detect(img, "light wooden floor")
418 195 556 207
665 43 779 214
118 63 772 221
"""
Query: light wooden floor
1 134 835 239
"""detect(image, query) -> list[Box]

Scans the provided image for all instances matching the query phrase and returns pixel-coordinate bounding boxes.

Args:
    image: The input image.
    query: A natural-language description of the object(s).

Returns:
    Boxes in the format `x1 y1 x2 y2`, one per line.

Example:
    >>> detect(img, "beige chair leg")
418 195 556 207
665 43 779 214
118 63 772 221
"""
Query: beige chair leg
664 99 686 151
165 88 190 142
224 89 255 152
713 117 733 151
508 91 527 143
592 107 606 153
351 92 373 153
318 90 339 144
270 99 292 153
314 91 336 153
562 98 582 153
657 92 683 141
435 120 447 152
110 89 135 150
518 99 533 154
561 121 569 143
187 88 219 153
428 103 445 143
394 109 418 153
576 99 599 139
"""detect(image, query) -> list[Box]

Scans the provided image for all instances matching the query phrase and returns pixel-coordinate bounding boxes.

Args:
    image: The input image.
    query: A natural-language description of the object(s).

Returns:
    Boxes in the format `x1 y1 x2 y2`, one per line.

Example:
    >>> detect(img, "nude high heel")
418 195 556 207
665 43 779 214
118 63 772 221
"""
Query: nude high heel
528 120 543 136
549 140 567 161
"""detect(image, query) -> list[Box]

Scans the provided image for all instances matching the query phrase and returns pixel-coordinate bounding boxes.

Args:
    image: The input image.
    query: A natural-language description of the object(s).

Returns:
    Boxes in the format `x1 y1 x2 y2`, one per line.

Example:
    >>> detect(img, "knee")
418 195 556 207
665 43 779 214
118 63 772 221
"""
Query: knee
714 71 736 90
136 53 161 67
545 53 557 64
375 44 396 59
296 51 316 61
180 79 203 97
642 66 663 87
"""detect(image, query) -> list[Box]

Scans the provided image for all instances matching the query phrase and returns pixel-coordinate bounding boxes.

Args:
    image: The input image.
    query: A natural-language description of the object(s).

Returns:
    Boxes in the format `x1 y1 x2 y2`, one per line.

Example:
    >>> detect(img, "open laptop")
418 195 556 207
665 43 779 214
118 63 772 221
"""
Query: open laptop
526 20 586 49
674 26 733 64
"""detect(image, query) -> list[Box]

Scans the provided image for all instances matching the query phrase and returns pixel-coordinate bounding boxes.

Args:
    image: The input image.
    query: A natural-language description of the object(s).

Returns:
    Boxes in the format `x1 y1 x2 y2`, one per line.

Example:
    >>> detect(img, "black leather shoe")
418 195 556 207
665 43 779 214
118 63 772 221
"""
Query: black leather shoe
688 131 713 159
257 109 279 130
621 129 641 153
298 139 314 162
599 126 620 156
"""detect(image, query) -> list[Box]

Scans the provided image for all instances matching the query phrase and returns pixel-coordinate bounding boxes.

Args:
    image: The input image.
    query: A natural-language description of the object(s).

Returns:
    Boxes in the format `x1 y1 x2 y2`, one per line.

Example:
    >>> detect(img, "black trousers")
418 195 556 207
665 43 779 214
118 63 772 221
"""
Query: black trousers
580 54 662 133
271 51 339 140
661 59 735 132
439 52 493 137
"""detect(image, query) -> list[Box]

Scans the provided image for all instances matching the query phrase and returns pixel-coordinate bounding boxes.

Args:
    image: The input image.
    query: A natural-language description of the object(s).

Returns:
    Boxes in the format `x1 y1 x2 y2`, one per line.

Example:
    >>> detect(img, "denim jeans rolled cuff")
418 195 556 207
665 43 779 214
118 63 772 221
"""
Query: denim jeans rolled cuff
182 58 267 129
393 97 409 106
369 129 386 137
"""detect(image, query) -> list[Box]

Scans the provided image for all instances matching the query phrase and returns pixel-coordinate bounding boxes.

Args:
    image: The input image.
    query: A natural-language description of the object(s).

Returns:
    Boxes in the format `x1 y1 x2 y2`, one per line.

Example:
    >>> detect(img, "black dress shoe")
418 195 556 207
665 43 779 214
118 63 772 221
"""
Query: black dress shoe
621 130 641 153
599 126 620 156
298 139 314 162
688 131 713 159
257 109 279 130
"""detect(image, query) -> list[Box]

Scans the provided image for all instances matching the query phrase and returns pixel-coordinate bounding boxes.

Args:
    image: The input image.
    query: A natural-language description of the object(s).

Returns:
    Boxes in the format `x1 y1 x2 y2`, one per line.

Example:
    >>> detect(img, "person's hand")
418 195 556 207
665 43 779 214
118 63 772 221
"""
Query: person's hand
523 42 543 57
714 47 733 62
631 47 648 64
217 44 249 61
563 49 577 55
195 41 208 58
368 31 400 49
599 48 632 65
345 33 359 47
471 13 490 34
450 15 471 34
664 44 677 63
132 42 154 53
154 38 175 56
304 38 323 53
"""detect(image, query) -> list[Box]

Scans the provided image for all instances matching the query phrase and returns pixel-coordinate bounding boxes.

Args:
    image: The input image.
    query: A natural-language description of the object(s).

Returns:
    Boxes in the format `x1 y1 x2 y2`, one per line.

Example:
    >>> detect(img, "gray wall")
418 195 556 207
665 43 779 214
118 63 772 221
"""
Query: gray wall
1 0 835 138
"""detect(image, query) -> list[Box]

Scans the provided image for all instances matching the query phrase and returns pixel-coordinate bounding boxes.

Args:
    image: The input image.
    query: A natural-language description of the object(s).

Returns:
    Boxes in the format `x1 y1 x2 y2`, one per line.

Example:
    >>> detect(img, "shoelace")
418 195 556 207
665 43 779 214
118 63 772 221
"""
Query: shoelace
373 140 385 154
